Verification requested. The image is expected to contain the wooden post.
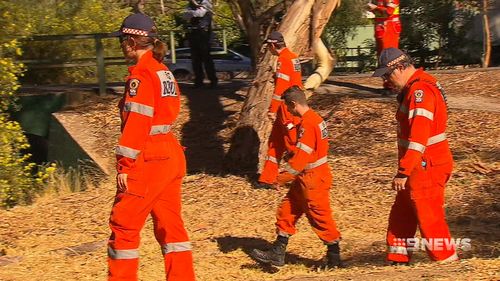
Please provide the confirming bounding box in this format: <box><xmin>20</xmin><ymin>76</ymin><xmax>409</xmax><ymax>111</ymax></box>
<box><xmin>170</xmin><ymin>31</ymin><xmax>176</xmax><ymax>64</ymax></box>
<box><xmin>223</xmin><ymin>29</ymin><xmax>227</xmax><ymax>53</ymax></box>
<box><xmin>95</xmin><ymin>35</ymin><xmax>106</xmax><ymax>96</ymax></box>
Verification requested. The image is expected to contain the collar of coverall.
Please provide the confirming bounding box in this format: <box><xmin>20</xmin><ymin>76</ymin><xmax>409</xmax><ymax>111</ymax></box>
<box><xmin>128</xmin><ymin>50</ymin><xmax>154</xmax><ymax>73</ymax></box>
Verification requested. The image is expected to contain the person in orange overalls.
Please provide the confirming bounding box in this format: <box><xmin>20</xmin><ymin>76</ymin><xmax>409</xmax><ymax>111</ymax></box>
<box><xmin>108</xmin><ymin>13</ymin><xmax>195</xmax><ymax>281</ymax></box>
<box><xmin>368</xmin><ymin>0</ymin><xmax>401</xmax><ymax>93</ymax></box>
<box><xmin>373</xmin><ymin>48</ymin><xmax>458</xmax><ymax>264</ymax></box>
<box><xmin>250</xmin><ymin>86</ymin><xmax>342</xmax><ymax>268</ymax></box>
<box><xmin>254</xmin><ymin>31</ymin><xmax>303</xmax><ymax>189</ymax></box>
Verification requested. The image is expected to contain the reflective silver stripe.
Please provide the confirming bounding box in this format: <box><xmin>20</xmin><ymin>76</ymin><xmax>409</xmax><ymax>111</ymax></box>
<box><xmin>427</xmin><ymin>133</ymin><xmax>446</xmax><ymax>146</ymax></box>
<box><xmin>150</xmin><ymin>124</ymin><xmax>171</xmax><ymax>135</ymax></box>
<box><xmin>115</xmin><ymin>145</ymin><xmax>140</xmax><ymax>159</ymax></box>
<box><xmin>398</xmin><ymin>139</ymin><xmax>426</xmax><ymax>153</ymax></box>
<box><xmin>108</xmin><ymin>247</ymin><xmax>139</xmax><ymax>259</ymax></box>
<box><xmin>266</xmin><ymin>156</ymin><xmax>278</xmax><ymax>164</ymax></box>
<box><xmin>276</xmin><ymin>72</ymin><xmax>290</xmax><ymax>81</ymax></box>
<box><xmin>272</xmin><ymin>94</ymin><xmax>282</xmax><ymax>101</ymax></box>
<box><xmin>124</xmin><ymin>102</ymin><xmax>154</xmax><ymax>117</ymax></box>
<box><xmin>277</xmin><ymin>231</ymin><xmax>291</xmax><ymax>237</ymax></box>
<box><xmin>305</xmin><ymin>156</ymin><xmax>328</xmax><ymax>170</ymax></box>
<box><xmin>162</xmin><ymin>242</ymin><xmax>192</xmax><ymax>255</ymax></box>
<box><xmin>398</xmin><ymin>133</ymin><xmax>447</xmax><ymax>152</ymax></box>
<box><xmin>284</xmin><ymin>163</ymin><xmax>300</xmax><ymax>175</ymax></box>
<box><xmin>296</xmin><ymin>142</ymin><xmax>313</xmax><ymax>154</ymax></box>
<box><xmin>387</xmin><ymin>3</ymin><xmax>398</xmax><ymax>8</ymax></box>
<box><xmin>399</xmin><ymin>105</ymin><xmax>408</xmax><ymax>114</ymax></box>
<box><xmin>388</xmin><ymin>246</ymin><xmax>408</xmax><ymax>255</ymax></box>
<box><xmin>408</xmin><ymin>108</ymin><xmax>434</xmax><ymax>121</ymax></box>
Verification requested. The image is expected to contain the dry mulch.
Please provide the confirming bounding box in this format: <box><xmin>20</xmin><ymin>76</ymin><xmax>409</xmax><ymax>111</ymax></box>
<box><xmin>0</xmin><ymin>70</ymin><xmax>499</xmax><ymax>280</ymax></box>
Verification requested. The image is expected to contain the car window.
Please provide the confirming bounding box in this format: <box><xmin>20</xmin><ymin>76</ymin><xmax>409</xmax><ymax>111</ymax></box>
<box><xmin>211</xmin><ymin>51</ymin><xmax>242</xmax><ymax>61</ymax></box>
<box><xmin>167</xmin><ymin>48</ymin><xmax>245</xmax><ymax>61</ymax></box>
<box><xmin>166</xmin><ymin>49</ymin><xmax>191</xmax><ymax>59</ymax></box>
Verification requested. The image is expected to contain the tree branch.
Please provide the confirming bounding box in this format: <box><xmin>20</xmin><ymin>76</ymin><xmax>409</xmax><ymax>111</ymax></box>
<box><xmin>257</xmin><ymin>2</ymin><xmax>286</xmax><ymax>25</ymax></box>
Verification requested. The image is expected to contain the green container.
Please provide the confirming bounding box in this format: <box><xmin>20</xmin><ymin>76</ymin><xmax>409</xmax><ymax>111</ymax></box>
<box><xmin>12</xmin><ymin>93</ymin><xmax>66</xmax><ymax>137</ymax></box>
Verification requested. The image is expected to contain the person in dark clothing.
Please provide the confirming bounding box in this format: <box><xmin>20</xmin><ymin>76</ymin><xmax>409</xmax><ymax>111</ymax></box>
<box><xmin>183</xmin><ymin>0</ymin><xmax>218</xmax><ymax>88</ymax></box>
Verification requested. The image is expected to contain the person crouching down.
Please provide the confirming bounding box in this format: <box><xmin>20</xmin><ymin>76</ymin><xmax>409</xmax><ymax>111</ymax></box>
<box><xmin>250</xmin><ymin>86</ymin><xmax>342</xmax><ymax>268</ymax></box>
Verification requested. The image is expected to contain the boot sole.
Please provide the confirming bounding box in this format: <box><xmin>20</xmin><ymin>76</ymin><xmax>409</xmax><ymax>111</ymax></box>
<box><xmin>250</xmin><ymin>252</ymin><xmax>285</xmax><ymax>266</ymax></box>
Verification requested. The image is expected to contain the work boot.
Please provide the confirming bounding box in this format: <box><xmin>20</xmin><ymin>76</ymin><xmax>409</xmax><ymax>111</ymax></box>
<box><xmin>209</xmin><ymin>79</ymin><xmax>218</xmax><ymax>89</ymax></box>
<box><xmin>325</xmin><ymin>242</ymin><xmax>342</xmax><ymax>269</ymax></box>
<box><xmin>192</xmin><ymin>82</ymin><xmax>204</xmax><ymax>89</ymax></box>
<box><xmin>252</xmin><ymin>181</ymin><xmax>275</xmax><ymax>190</ymax></box>
<box><xmin>391</xmin><ymin>261</ymin><xmax>409</xmax><ymax>266</ymax></box>
<box><xmin>250</xmin><ymin>235</ymin><xmax>288</xmax><ymax>266</ymax></box>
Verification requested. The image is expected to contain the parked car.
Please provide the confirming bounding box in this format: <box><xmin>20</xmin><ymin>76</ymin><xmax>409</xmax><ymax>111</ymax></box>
<box><xmin>164</xmin><ymin>47</ymin><xmax>252</xmax><ymax>80</ymax></box>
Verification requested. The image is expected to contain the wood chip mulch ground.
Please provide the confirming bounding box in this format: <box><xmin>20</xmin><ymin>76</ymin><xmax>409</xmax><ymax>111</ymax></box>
<box><xmin>0</xmin><ymin>70</ymin><xmax>499</xmax><ymax>281</ymax></box>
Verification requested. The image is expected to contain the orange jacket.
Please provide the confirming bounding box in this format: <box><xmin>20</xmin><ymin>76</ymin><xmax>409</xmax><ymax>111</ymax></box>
<box><xmin>116</xmin><ymin>50</ymin><xmax>181</xmax><ymax>174</ymax></box>
<box><xmin>396</xmin><ymin>68</ymin><xmax>452</xmax><ymax>176</ymax></box>
<box><xmin>280</xmin><ymin>109</ymin><xmax>330</xmax><ymax>179</ymax></box>
<box><xmin>270</xmin><ymin>47</ymin><xmax>303</xmax><ymax>126</ymax></box>
<box><xmin>373</xmin><ymin>0</ymin><xmax>400</xmax><ymax>23</ymax></box>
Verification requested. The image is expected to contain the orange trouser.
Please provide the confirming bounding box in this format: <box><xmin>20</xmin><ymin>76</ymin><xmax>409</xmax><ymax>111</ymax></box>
<box><xmin>375</xmin><ymin>21</ymin><xmax>400</xmax><ymax>56</ymax></box>
<box><xmin>275</xmin><ymin>166</ymin><xmax>341</xmax><ymax>243</ymax></box>
<box><xmin>259</xmin><ymin>118</ymin><xmax>297</xmax><ymax>184</ymax></box>
<box><xmin>108</xmin><ymin>139</ymin><xmax>195</xmax><ymax>281</ymax></box>
<box><xmin>376</xmin><ymin>20</ymin><xmax>400</xmax><ymax>89</ymax></box>
<box><xmin>386</xmin><ymin>160</ymin><xmax>457</xmax><ymax>262</ymax></box>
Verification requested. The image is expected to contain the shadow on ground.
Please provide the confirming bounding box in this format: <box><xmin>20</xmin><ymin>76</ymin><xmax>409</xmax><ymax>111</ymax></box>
<box><xmin>214</xmin><ymin>236</ymin><xmax>397</xmax><ymax>272</ymax></box>
<box><xmin>179</xmin><ymin>81</ymin><xmax>247</xmax><ymax>175</ymax></box>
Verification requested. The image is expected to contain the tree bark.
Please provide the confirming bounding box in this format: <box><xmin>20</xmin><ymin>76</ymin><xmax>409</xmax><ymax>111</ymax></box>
<box><xmin>225</xmin><ymin>0</ymin><xmax>340</xmax><ymax>173</ymax></box>
<box><xmin>228</xmin><ymin>0</ymin><xmax>286</xmax><ymax>69</ymax></box>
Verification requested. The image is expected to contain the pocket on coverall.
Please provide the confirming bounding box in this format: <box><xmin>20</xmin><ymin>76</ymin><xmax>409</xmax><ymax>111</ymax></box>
<box><xmin>409</xmin><ymin>157</ymin><xmax>436</xmax><ymax>200</ymax></box>
<box><xmin>375</xmin><ymin>24</ymin><xmax>385</xmax><ymax>39</ymax></box>
<box><xmin>124</xmin><ymin>155</ymin><xmax>146</xmax><ymax>197</ymax></box>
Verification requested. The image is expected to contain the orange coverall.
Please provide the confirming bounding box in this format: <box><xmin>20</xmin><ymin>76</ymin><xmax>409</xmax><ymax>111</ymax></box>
<box><xmin>275</xmin><ymin>110</ymin><xmax>341</xmax><ymax>243</ymax></box>
<box><xmin>259</xmin><ymin>47</ymin><xmax>303</xmax><ymax>184</ymax></box>
<box><xmin>372</xmin><ymin>0</ymin><xmax>401</xmax><ymax>56</ymax></box>
<box><xmin>386</xmin><ymin>68</ymin><xmax>457</xmax><ymax>262</ymax></box>
<box><xmin>108</xmin><ymin>50</ymin><xmax>195</xmax><ymax>281</ymax></box>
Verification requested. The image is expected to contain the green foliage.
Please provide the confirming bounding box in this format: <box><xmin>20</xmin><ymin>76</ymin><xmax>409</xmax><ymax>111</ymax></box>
<box><xmin>0</xmin><ymin>66</ymin><xmax>51</xmax><ymax>209</ymax></box>
<box><xmin>0</xmin><ymin>116</ymin><xmax>57</xmax><ymax>208</ymax></box>
<box><xmin>400</xmin><ymin>0</ymin><xmax>481</xmax><ymax>66</ymax></box>
<box><xmin>323</xmin><ymin>0</ymin><xmax>371</xmax><ymax>51</ymax></box>
<box><xmin>0</xmin><ymin>2</ymin><xmax>57</xmax><ymax>208</ymax></box>
<box><xmin>15</xmin><ymin>0</ymin><xmax>130</xmax><ymax>84</ymax></box>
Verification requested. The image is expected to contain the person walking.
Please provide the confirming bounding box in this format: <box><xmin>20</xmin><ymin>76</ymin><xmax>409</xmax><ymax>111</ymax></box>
<box><xmin>373</xmin><ymin>48</ymin><xmax>458</xmax><ymax>264</ymax></box>
<box><xmin>108</xmin><ymin>13</ymin><xmax>195</xmax><ymax>281</ymax></box>
<box><xmin>250</xmin><ymin>86</ymin><xmax>342</xmax><ymax>268</ymax></box>
<box><xmin>184</xmin><ymin>0</ymin><xmax>218</xmax><ymax>88</ymax></box>
<box><xmin>367</xmin><ymin>0</ymin><xmax>401</xmax><ymax>94</ymax></box>
<box><xmin>253</xmin><ymin>31</ymin><xmax>303</xmax><ymax>189</ymax></box>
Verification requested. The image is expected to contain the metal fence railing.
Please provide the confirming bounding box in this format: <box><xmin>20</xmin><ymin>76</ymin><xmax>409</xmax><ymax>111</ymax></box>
<box><xmin>19</xmin><ymin>29</ymin><xmax>229</xmax><ymax>96</ymax></box>
<box><xmin>333</xmin><ymin>46</ymin><xmax>377</xmax><ymax>74</ymax></box>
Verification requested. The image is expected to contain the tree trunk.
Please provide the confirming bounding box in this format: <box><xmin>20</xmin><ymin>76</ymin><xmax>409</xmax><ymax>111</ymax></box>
<box><xmin>482</xmin><ymin>0</ymin><xmax>491</xmax><ymax>68</ymax></box>
<box><xmin>225</xmin><ymin>0</ymin><xmax>340</xmax><ymax>173</ymax></box>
